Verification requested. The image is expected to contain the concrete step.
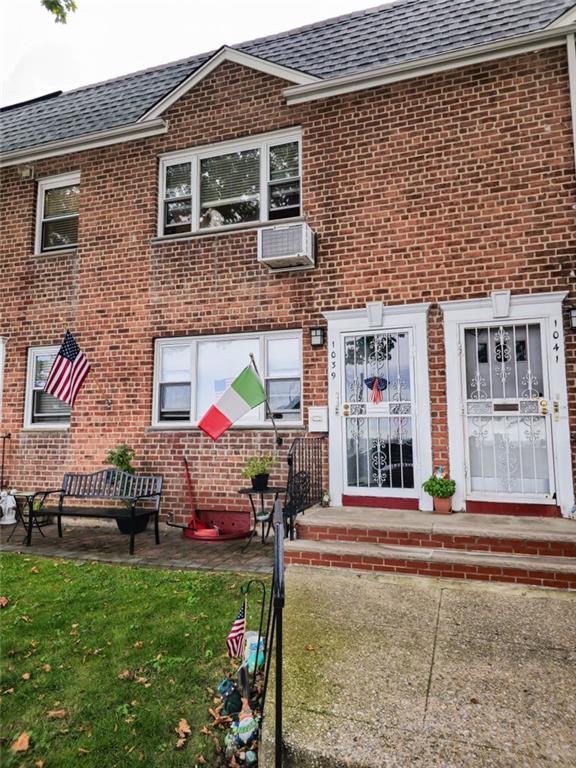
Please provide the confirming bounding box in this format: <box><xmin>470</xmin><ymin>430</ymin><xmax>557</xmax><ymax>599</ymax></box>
<box><xmin>297</xmin><ymin>506</ymin><xmax>576</xmax><ymax>557</ymax></box>
<box><xmin>284</xmin><ymin>538</ymin><xmax>576</xmax><ymax>590</ymax></box>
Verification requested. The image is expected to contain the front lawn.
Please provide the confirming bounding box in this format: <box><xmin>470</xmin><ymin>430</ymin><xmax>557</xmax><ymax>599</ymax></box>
<box><xmin>0</xmin><ymin>554</ymin><xmax>266</xmax><ymax>767</ymax></box>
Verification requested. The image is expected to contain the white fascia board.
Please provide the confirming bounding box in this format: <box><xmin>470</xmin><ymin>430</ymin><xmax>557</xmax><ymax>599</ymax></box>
<box><xmin>547</xmin><ymin>6</ymin><xmax>576</xmax><ymax>28</ymax></box>
<box><xmin>139</xmin><ymin>47</ymin><xmax>320</xmax><ymax>122</ymax></box>
<box><xmin>0</xmin><ymin>119</ymin><xmax>168</xmax><ymax>169</ymax></box>
<box><xmin>284</xmin><ymin>25</ymin><xmax>576</xmax><ymax>105</ymax></box>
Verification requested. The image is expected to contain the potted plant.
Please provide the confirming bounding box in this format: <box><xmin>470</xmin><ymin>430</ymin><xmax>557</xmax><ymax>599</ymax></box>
<box><xmin>103</xmin><ymin>443</ymin><xmax>148</xmax><ymax>534</ymax></box>
<box><xmin>422</xmin><ymin>467</ymin><xmax>456</xmax><ymax>514</ymax></box>
<box><xmin>241</xmin><ymin>455</ymin><xmax>275</xmax><ymax>491</ymax></box>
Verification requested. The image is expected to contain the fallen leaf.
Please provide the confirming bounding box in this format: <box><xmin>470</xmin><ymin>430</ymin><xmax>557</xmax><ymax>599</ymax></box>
<box><xmin>31</xmin><ymin>566</ymin><xmax>39</xmax><ymax>574</ymax></box>
<box><xmin>118</xmin><ymin>669</ymin><xmax>133</xmax><ymax>680</ymax></box>
<box><xmin>304</xmin><ymin>644</ymin><xmax>316</xmax><ymax>652</ymax></box>
<box><xmin>196</xmin><ymin>757</ymin><xmax>206</xmax><ymax>765</ymax></box>
<box><xmin>175</xmin><ymin>718</ymin><xmax>192</xmax><ymax>739</ymax></box>
<box><xmin>42</xmin><ymin>664</ymin><xmax>51</xmax><ymax>672</ymax></box>
<box><xmin>135</xmin><ymin>676</ymin><xmax>148</xmax><ymax>685</ymax></box>
<box><xmin>78</xmin><ymin>748</ymin><xmax>89</xmax><ymax>755</ymax></box>
<box><xmin>200</xmin><ymin>726</ymin><xmax>211</xmax><ymax>735</ymax></box>
<box><xmin>0</xmin><ymin>596</ymin><xmax>10</xmax><ymax>608</ymax></box>
<box><xmin>35</xmin><ymin>761</ymin><xmax>46</xmax><ymax>768</ymax></box>
<box><xmin>470</xmin><ymin>697</ymin><xmax>480</xmax><ymax>705</ymax></box>
<box><xmin>47</xmin><ymin>709</ymin><xmax>67</xmax><ymax>719</ymax></box>
<box><xmin>20</xmin><ymin>615</ymin><xmax>32</xmax><ymax>623</ymax></box>
<box><xmin>10</xmin><ymin>732</ymin><xmax>30</xmax><ymax>752</ymax></box>
<box><xmin>133</xmin><ymin>641</ymin><xmax>143</xmax><ymax>648</ymax></box>
<box><xmin>175</xmin><ymin>738</ymin><xmax>186</xmax><ymax>749</ymax></box>
<box><xmin>22</xmin><ymin>672</ymin><xmax>31</xmax><ymax>681</ymax></box>
<box><xmin>3</xmin><ymin>688</ymin><xmax>14</xmax><ymax>695</ymax></box>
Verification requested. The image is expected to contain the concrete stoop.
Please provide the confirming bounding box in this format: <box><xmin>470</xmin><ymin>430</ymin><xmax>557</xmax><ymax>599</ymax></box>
<box><xmin>260</xmin><ymin>567</ymin><xmax>576</xmax><ymax>768</ymax></box>
<box><xmin>285</xmin><ymin>507</ymin><xmax>576</xmax><ymax>589</ymax></box>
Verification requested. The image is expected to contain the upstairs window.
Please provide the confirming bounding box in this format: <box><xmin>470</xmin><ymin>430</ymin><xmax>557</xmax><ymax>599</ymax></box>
<box><xmin>36</xmin><ymin>172</ymin><xmax>80</xmax><ymax>253</ymax></box>
<box><xmin>153</xmin><ymin>331</ymin><xmax>302</xmax><ymax>427</ymax></box>
<box><xmin>159</xmin><ymin>130</ymin><xmax>301</xmax><ymax>236</ymax></box>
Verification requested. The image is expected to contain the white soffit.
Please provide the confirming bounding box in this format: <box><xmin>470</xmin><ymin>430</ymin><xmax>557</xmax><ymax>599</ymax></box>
<box><xmin>139</xmin><ymin>46</ymin><xmax>320</xmax><ymax>122</ymax></box>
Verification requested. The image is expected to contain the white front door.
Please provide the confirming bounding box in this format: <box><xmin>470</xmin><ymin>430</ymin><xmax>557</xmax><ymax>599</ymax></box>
<box><xmin>325</xmin><ymin>303</ymin><xmax>433</xmax><ymax>509</ymax></box>
<box><xmin>461</xmin><ymin>321</ymin><xmax>555</xmax><ymax>501</ymax></box>
<box><xmin>341</xmin><ymin>329</ymin><xmax>416</xmax><ymax>496</ymax></box>
<box><xmin>442</xmin><ymin>292</ymin><xmax>574</xmax><ymax>517</ymax></box>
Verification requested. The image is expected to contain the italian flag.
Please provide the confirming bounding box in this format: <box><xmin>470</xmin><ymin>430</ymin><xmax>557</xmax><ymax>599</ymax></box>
<box><xmin>198</xmin><ymin>366</ymin><xmax>267</xmax><ymax>441</ymax></box>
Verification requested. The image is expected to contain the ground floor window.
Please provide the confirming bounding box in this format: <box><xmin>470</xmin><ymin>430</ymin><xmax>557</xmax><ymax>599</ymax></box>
<box><xmin>24</xmin><ymin>346</ymin><xmax>71</xmax><ymax>428</ymax></box>
<box><xmin>153</xmin><ymin>330</ymin><xmax>302</xmax><ymax>427</ymax></box>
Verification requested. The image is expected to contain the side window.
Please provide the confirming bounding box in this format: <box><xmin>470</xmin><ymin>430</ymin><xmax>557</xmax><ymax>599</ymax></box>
<box><xmin>36</xmin><ymin>172</ymin><xmax>80</xmax><ymax>254</ymax></box>
<box><xmin>25</xmin><ymin>347</ymin><xmax>70</xmax><ymax>428</ymax></box>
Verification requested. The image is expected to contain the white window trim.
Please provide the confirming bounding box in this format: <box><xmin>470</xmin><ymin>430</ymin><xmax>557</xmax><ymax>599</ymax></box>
<box><xmin>157</xmin><ymin>128</ymin><xmax>302</xmax><ymax>237</ymax></box>
<box><xmin>152</xmin><ymin>329</ymin><xmax>303</xmax><ymax>429</ymax></box>
<box><xmin>24</xmin><ymin>346</ymin><xmax>70</xmax><ymax>430</ymax></box>
<box><xmin>35</xmin><ymin>171</ymin><xmax>81</xmax><ymax>255</ymax></box>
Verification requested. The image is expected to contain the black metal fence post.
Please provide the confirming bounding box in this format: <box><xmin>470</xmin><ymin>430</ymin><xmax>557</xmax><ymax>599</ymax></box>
<box><xmin>273</xmin><ymin>500</ymin><xmax>285</xmax><ymax>768</ymax></box>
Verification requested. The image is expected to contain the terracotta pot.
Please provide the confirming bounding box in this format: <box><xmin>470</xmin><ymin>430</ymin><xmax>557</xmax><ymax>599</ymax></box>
<box><xmin>433</xmin><ymin>496</ymin><xmax>452</xmax><ymax>514</ymax></box>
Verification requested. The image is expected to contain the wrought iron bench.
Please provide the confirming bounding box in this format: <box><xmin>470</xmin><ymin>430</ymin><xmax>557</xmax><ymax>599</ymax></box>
<box><xmin>27</xmin><ymin>470</ymin><xmax>163</xmax><ymax>555</ymax></box>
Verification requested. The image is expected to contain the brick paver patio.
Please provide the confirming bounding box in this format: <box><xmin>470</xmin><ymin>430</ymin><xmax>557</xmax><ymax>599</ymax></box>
<box><xmin>0</xmin><ymin>520</ymin><xmax>273</xmax><ymax>573</ymax></box>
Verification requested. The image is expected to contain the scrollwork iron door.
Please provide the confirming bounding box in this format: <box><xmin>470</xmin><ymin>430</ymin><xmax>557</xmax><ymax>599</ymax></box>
<box><xmin>342</xmin><ymin>330</ymin><xmax>416</xmax><ymax>495</ymax></box>
<box><xmin>462</xmin><ymin>323</ymin><xmax>555</xmax><ymax>499</ymax></box>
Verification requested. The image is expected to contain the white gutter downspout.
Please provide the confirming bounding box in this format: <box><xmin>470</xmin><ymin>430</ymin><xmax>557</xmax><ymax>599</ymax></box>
<box><xmin>567</xmin><ymin>34</ymin><xmax>576</xmax><ymax>167</ymax></box>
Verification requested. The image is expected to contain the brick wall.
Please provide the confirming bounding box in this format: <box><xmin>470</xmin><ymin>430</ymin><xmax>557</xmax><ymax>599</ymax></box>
<box><xmin>1</xmin><ymin>48</ymin><xmax>574</xmax><ymax>520</ymax></box>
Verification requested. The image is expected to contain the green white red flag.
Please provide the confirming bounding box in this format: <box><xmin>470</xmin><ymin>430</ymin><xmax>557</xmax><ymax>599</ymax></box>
<box><xmin>198</xmin><ymin>366</ymin><xmax>267</xmax><ymax>441</ymax></box>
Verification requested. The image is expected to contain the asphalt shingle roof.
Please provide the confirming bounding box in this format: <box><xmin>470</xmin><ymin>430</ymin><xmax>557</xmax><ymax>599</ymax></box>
<box><xmin>1</xmin><ymin>0</ymin><xmax>574</xmax><ymax>155</ymax></box>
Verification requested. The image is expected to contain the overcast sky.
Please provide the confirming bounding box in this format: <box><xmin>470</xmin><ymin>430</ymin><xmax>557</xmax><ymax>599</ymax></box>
<box><xmin>0</xmin><ymin>0</ymin><xmax>392</xmax><ymax>107</ymax></box>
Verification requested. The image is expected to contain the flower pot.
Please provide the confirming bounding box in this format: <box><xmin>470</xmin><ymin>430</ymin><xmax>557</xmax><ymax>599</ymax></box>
<box><xmin>251</xmin><ymin>474</ymin><xmax>269</xmax><ymax>491</ymax></box>
<box><xmin>116</xmin><ymin>514</ymin><xmax>150</xmax><ymax>534</ymax></box>
<box><xmin>433</xmin><ymin>497</ymin><xmax>452</xmax><ymax>514</ymax></box>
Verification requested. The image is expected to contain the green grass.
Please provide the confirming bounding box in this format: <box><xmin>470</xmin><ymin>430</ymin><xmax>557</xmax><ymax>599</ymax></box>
<box><xmin>0</xmin><ymin>553</ymin><xmax>268</xmax><ymax>767</ymax></box>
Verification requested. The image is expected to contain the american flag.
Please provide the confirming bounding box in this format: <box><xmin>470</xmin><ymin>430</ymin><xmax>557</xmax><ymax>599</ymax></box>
<box><xmin>226</xmin><ymin>600</ymin><xmax>246</xmax><ymax>658</ymax></box>
<box><xmin>44</xmin><ymin>330</ymin><xmax>91</xmax><ymax>406</ymax></box>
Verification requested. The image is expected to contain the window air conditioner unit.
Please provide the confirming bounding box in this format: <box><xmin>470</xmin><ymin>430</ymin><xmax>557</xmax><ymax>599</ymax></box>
<box><xmin>257</xmin><ymin>222</ymin><xmax>315</xmax><ymax>272</ymax></box>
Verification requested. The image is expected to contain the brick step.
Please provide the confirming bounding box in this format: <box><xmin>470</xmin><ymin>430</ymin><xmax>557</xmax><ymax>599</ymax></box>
<box><xmin>297</xmin><ymin>506</ymin><xmax>576</xmax><ymax>557</ymax></box>
<box><xmin>284</xmin><ymin>539</ymin><xmax>576</xmax><ymax>590</ymax></box>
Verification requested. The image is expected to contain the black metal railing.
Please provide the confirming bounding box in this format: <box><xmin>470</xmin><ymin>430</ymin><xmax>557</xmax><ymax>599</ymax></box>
<box><xmin>283</xmin><ymin>437</ymin><xmax>324</xmax><ymax>539</ymax></box>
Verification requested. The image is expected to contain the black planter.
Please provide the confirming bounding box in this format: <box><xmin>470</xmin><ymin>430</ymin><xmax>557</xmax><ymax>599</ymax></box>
<box><xmin>251</xmin><ymin>474</ymin><xmax>269</xmax><ymax>491</ymax></box>
<box><xmin>116</xmin><ymin>514</ymin><xmax>150</xmax><ymax>535</ymax></box>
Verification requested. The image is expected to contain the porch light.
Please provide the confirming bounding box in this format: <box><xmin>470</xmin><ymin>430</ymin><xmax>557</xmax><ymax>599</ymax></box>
<box><xmin>310</xmin><ymin>327</ymin><xmax>325</xmax><ymax>347</ymax></box>
<box><xmin>570</xmin><ymin>307</ymin><xmax>576</xmax><ymax>330</ymax></box>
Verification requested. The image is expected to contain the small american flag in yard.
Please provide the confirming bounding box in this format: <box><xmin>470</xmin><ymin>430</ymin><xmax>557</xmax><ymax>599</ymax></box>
<box><xmin>44</xmin><ymin>330</ymin><xmax>91</xmax><ymax>406</ymax></box>
<box><xmin>226</xmin><ymin>600</ymin><xmax>246</xmax><ymax>658</ymax></box>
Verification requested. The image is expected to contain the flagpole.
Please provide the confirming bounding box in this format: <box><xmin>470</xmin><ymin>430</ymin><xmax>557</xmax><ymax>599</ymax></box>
<box><xmin>57</xmin><ymin>318</ymin><xmax>112</xmax><ymax>409</ymax></box>
<box><xmin>249</xmin><ymin>353</ymin><xmax>283</xmax><ymax>448</ymax></box>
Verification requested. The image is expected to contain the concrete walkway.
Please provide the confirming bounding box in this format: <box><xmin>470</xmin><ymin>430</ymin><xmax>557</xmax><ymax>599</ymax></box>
<box><xmin>0</xmin><ymin>519</ymin><xmax>273</xmax><ymax>573</ymax></box>
<box><xmin>262</xmin><ymin>567</ymin><xmax>576</xmax><ymax>767</ymax></box>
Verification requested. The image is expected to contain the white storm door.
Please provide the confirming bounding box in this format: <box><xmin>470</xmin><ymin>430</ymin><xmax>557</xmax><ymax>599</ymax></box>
<box><xmin>461</xmin><ymin>321</ymin><xmax>556</xmax><ymax>502</ymax></box>
<box><xmin>341</xmin><ymin>329</ymin><xmax>417</xmax><ymax>497</ymax></box>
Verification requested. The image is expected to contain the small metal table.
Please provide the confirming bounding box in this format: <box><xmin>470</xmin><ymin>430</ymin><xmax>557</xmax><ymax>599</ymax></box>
<box><xmin>5</xmin><ymin>491</ymin><xmax>49</xmax><ymax>544</ymax></box>
<box><xmin>238</xmin><ymin>486</ymin><xmax>286</xmax><ymax>550</ymax></box>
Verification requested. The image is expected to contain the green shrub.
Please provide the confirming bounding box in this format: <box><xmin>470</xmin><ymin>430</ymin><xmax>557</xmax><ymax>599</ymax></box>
<box><xmin>103</xmin><ymin>443</ymin><xmax>136</xmax><ymax>474</ymax></box>
<box><xmin>422</xmin><ymin>475</ymin><xmax>456</xmax><ymax>498</ymax></box>
<box><xmin>240</xmin><ymin>454</ymin><xmax>275</xmax><ymax>479</ymax></box>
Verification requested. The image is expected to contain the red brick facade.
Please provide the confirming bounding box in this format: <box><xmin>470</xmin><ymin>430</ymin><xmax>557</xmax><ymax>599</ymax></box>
<box><xmin>1</xmin><ymin>48</ymin><xmax>575</xmax><ymax>520</ymax></box>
